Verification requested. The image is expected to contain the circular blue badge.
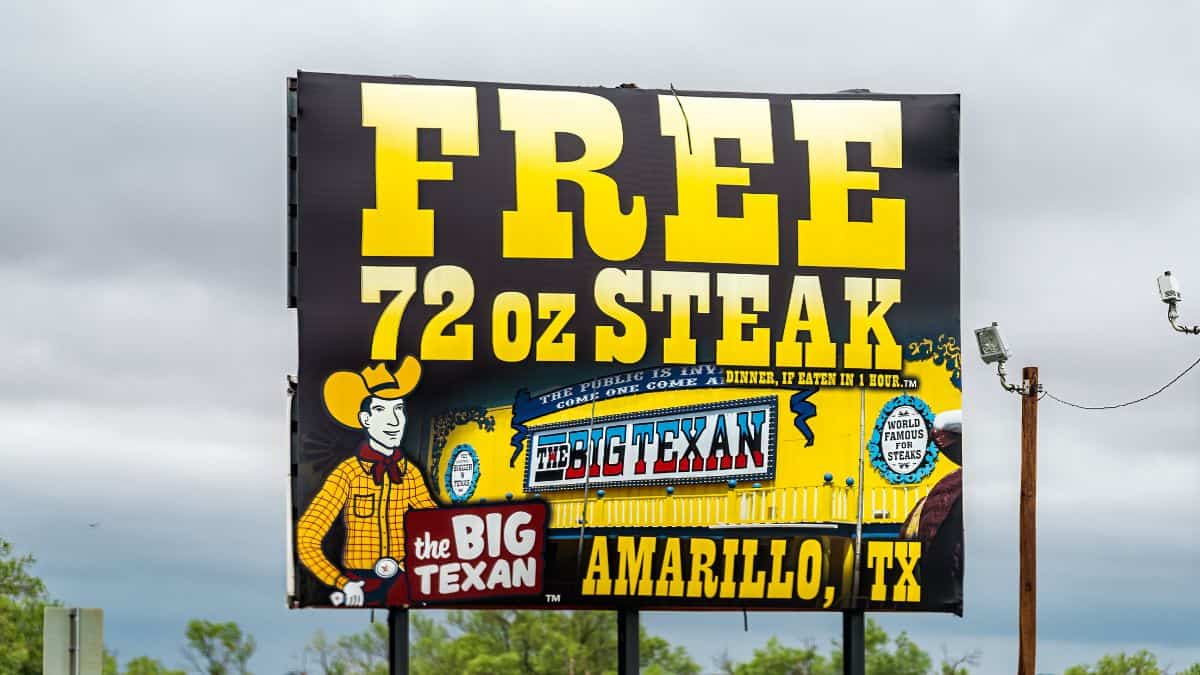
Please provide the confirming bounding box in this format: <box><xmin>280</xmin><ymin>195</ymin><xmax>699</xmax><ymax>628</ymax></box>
<box><xmin>868</xmin><ymin>395</ymin><xmax>939</xmax><ymax>484</ymax></box>
<box><xmin>444</xmin><ymin>444</ymin><xmax>481</xmax><ymax>503</ymax></box>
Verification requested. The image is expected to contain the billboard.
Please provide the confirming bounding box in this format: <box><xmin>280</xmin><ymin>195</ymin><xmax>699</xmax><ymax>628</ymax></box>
<box><xmin>288</xmin><ymin>71</ymin><xmax>962</xmax><ymax>614</ymax></box>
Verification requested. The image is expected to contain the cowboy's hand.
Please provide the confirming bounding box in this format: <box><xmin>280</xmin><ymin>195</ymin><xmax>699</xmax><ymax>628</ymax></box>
<box><xmin>339</xmin><ymin>580</ymin><xmax>365</xmax><ymax>607</ymax></box>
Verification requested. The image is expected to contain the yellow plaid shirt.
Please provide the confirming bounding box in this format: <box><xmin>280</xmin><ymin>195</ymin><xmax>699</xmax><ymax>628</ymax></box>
<box><xmin>296</xmin><ymin>452</ymin><xmax>437</xmax><ymax>589</ymax></box>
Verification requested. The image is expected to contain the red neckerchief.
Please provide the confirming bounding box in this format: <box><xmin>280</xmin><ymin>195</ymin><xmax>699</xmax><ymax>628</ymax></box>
<box><xmin>358</xmin><ymin>443</ymin><xmax>406</xmax><ymax>485</ymax></box>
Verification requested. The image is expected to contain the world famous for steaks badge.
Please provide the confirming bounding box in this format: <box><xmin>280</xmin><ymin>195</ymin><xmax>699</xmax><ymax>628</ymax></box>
<box><xmin>868</xmin><ymin>395</ymin><xmax>939</xmax><ymax>484</ymax></box>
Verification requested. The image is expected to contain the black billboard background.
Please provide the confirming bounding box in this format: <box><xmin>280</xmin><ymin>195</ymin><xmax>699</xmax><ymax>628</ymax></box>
<box><xmin>290</xmin><ymin>71</ymin><xmax>960</xmax><ymax>612</ymax></box>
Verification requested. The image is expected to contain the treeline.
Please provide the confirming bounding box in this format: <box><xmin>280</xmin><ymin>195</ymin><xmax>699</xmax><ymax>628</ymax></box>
<box><xmin>3</xmin><ymin>538</ymin><xmax>1197</xmax><ymax>674</ymax></box>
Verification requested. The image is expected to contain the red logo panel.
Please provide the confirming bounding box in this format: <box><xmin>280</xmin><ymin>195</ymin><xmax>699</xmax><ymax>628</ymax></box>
<box><xmin>404</xmin><ymin>502</ymin><xmax>547</xmax><ymax>603</ymax></box>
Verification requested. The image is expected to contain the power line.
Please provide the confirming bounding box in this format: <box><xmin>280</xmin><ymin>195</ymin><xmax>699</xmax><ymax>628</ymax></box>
<box><xmin>1042</xmin><ymin>352</ymin><xmax>1200</xmax><ymax>410</ymax></box>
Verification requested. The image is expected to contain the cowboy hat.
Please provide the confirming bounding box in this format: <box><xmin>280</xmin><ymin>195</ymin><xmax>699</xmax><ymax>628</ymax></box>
<box><xmin>322</xmin><ymin>357</ymin><xmax>422</xmax><ymax>429</ymax></box>
<box><xmin>932</xmin><ymin>409</ymin><xmax>962</xmax><ymax>434</ymax></box>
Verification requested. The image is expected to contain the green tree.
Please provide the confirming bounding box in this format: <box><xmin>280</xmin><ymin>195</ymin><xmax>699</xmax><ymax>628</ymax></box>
<box><xmin>642</xmin><ymin>631</ymin><xmax>701</xmax><ymax>675</ymax></box>
<box><xmin>0</xmin><ymin>537</ymin><xmax>55</xmax><ymax>675</ymax></box>
<box><xmin>182</xmin><ymin>619</ymin><xmax>256</xmax><ymax>675</ymax></box>
<box><xmin>123</xmin><ymin>655</ymin><xmax>187</xmax><ymax>675</ymax></box>
<box><xmin>302</xmin><ymin>619</ymin><xmax>409</xmax><ymax>675</ymax></box>
<box><xmin>826</xmin><ymin>620</ymin><xmax>931</xmax><ymax>675</ymax></box>
<box><xmin>317</xmin><ymin>610</ymin><xmax>698</xmax><ymax>675</ymax></box>
<box><xmin>410</xmin><ymin>614</ymin><xmax>463</xmax><ymax>675</ymax></box>
<box><xmin>937</xmin><ymin>647</ymin><xmax>980</xmax><ymax>675</ymax></box>
<box><xmin>718</xmin><ymin>636</ymin><xmax>831</xmax><ymax>675</ymax></box>
<box><xmin>864</xmin><ymin>621</ymin><xmax>932</xmax><ymax>675</ymax></box>
<box><xmin>438</xmin><ymin>610</ymin><xmax>602</xmax><ymax>675</ymax></box>
<box><xmin>722</xmin><ymin>619</ymin><xmax>976</xmax><ymax>675</ymax></box>
<box><xmin>305</xmin><ymin>628</ymin><xmax>350</xmax><ymax>675</ymax></box>
<box><xmin>104</xmin><ymin>647</ymin><xmax>187</xmax><ymax>675</ymax></box>
<box><xmin>1064</xmin><ymin>650</ymin><xmax>1164</xmax><ymax>675</ymax></box>
<box><xmin>334</xmin><ymin>621</ymin><xmax>386</xmax><ymax>675</ymax></box>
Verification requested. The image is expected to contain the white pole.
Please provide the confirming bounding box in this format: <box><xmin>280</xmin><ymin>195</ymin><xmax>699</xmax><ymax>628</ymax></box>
<box><xmin>852</xmin><ymin>388</ymin><xmax>866</xmax><ymax>600</ymax></box>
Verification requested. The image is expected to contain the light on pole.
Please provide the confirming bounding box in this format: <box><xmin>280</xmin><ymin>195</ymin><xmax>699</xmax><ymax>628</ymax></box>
<box><xmin>1157</xmin><ymin>271</ymin><xmax>1199</xmax><ymax>335</ymax></box>
<box><xmin>974</xmin><ymin>321</ymin><xmax>1038</xmax><ymax>675</ymax></box>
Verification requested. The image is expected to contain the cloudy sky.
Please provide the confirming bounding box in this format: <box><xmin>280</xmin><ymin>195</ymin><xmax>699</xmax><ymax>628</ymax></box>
<box><xmin>3</xmin><ymin>1</ymin><xmax>1198</xmax><ymax>673</ymax></box>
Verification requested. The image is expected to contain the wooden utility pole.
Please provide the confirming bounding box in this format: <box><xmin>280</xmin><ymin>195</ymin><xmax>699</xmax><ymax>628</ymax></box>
<box><xmin>1018</xmin><ymin>366</ymin><xmax>1039</xmax><ymax>675</ymax></box>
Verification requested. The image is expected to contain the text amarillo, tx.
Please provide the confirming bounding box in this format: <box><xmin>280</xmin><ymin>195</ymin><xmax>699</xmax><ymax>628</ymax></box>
<box><xmin>579</xmin><ymin>535</ymin><xmax>923</xmax><ymax>605</ymax></box>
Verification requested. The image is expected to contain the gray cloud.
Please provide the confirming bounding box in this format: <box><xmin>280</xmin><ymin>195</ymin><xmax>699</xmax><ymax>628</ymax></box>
<box><xmin>3</xmin><ymin>1</ymin><xmax>1199</xmax><ymax>673</ymax></box>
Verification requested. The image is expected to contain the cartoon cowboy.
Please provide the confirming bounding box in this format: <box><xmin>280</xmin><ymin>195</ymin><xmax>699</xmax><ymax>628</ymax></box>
<box><xmin>296</xmin><ymin>356</ymin><xmax>438</xmax><ymax>607</ymax></box>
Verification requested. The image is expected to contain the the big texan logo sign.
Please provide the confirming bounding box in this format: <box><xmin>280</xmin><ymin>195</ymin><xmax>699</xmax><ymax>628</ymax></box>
<box><xmin>525</xmin><ymin>397</ymin><xmax>777</xmax><ymax>492</ymax></box>
<box><xmin>289</xmin><ymin>72</ymin><xmax>962</xmax><ymax>614</ymax></box>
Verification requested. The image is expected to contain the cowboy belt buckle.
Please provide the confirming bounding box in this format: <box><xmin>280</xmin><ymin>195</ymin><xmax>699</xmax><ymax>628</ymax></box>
<box><xmin>374</xmin><ymin>557</ymin><xmax>400</xmax><ymax>579</ymax></box>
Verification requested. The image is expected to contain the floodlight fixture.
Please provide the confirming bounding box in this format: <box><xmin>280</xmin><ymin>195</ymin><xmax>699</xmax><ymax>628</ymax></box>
<box><xmin>1158</xmin><ymin>271</ymin><xmax>1181</xmax><ymax>304</ymax></box>
<box><xmin>975</xmin><ymin>321</ymin><xmax>1026</xmax><ymax>395</ymax></box>
<box><xmin>974</xmin><ymin>322</ymin><xmax>1010</xmax><ymax>365</ymax></box>
<box><xmin>1158</xmin><ymin>270</ymin><xmax>1200</xmax><ymax>335</ymax></box>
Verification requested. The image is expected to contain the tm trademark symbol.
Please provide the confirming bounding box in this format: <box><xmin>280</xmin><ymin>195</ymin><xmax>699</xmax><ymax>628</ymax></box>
<box><xmin>544</xmin><ymin>594</ymin><xmax>561</xmax><ymax>603</ymax></box>
<box><xmin>903</xmin><ymin>378</ymin><xmax>918</xmax><ymax>389</ymax></box>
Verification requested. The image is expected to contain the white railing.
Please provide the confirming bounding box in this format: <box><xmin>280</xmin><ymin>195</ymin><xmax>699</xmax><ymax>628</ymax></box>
<box><xmin>866</xmin><ymin>485</ymin><xmax>929</xmax><ymax>522</ymax></box>
<box><xmin>544</xmin><ymin>483</ymin><xmax>929</xmax><ymax>529</ymax></box>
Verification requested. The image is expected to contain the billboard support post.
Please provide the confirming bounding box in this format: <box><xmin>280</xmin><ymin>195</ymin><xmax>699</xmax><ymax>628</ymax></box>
<box><xmin>842</xmin><ymin>610</ymin><xmax>865</xmax><ymax>675</ymax></box>
<box><xmin>388</xmin><ymin>608</ymin><xmax>409</xmax><ymax>675</ymax></box>
<box><xmin>618</xmin><ymin>608</ymin><xmax>639</xmax><ymax>675</ymax></box>
<box><xmin>1018</xmin><ymin>366</ymin><xmax>1039</xmax><ymax>675</ymax></box>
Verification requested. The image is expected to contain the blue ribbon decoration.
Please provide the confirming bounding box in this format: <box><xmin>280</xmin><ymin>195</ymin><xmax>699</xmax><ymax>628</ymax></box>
<box><xmin>509</xmin><ymin>388</ymin><xmax>539</xmax><ymax>467</ymax></box>
<box><xmin>789</xmin><ymin>387</ymin><xmax>818</xmax><ymax>447</ymax></box>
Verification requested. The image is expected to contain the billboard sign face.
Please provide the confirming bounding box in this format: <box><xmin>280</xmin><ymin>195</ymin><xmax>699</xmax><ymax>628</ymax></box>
<box><xmin>289</xmin><ymin>71</ymin><xmax>962</xmax><ymax>614</ymax></box>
